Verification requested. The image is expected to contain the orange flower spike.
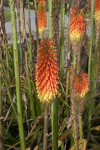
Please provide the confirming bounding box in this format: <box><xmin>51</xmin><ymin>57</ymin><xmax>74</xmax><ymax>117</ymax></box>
<box><xmin>38</xmin><ymin>0</ymin><xmax>47</xmax><ymax>36</ymax></box>
<box><xmin>74</xmin><ymin>74</ymin><xmax>89</xmax><ymax>98</ymax></box>
<box><xmin>94</xmin><ymin>0</ymin><xmax>100</xmax><ymax>21</ymax></box>
<box><xmin>38</xmin><ymin>0</ymin><xmax>45</xmax><ymax>3</ymax></box>
<box><xmin>36</xmin><ymin>38</ymin><xmax>59</xmax><ymax>104</ymax></box>
<box><xmin>69</xmin><ymin>8</ymin><xmax>86</xmax><ymax>42</ymax></box>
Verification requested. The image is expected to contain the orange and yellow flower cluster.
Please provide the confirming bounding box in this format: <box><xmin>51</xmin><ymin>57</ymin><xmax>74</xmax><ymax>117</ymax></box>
<box><xmin>38</xmin><ymin>0</ymin><xmax>45</xmax><ymax>3</ymax></box>
<box><xmin>36</xmin><ymin>38</ymin><xmax>59</xmax><ymax>104</ymax></box>
<box><xmin>69</xmin><ymin>8</ymin><xmax>86</xmax><ymax>42</ymax></box>
<box><xmin>94</xmin><ymin>0</ymin><xmax>100</xmax><ymax>22</ymax></box>
<box><xmin>38</xmin><ymin>0</ymin><xmax>47</xmax><ymax>36</ymax></box>
<box><xmin>74</xmin><ymin>74</ymin><xmax>89</xmax><ymax>98</ymax></box>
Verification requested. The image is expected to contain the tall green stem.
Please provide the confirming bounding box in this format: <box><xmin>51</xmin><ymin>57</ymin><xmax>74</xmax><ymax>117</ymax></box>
<box><xmin>65</xmin><ymin>3</ymin><xmax>69</xmax><ymax>119</ymax></box>
<box><xmin>88</xmin><ymin>0</ymin><xmax>95</xmax><ymax>130</ymax></box>
<box><xmin>49</xmin><ymin>0</ymin><xmax>52</xmax><ymax>38</ymax></box>
<box><xmin>43</xmin><ymin>104</ymin><xmax>49</xmax><ymax>150</ymax></box>
<box><xmin>61</xmin><ymin>0</ymin><xmax>65</xmax><ymax>72</ymax></box>
<box><xmin>34</xmin><ymin>0</ymin><xmax>39</xmax><ymax>50</ymax></box>
<box><xmin>9</xmin><ymin>0</ymin><xmax>25</xmax><ymax>149</ymax></box>
<box><xmin>70</xmin><ymin>65</ymin><xmax>78</xmax><ymax>150</ymax></box>
<box><xmin>0</xmin><ymin>45</ymin><xmax>3</xmax><ymax>150</ymax></box>
<box><xmin>28</xmin><ymin>0</ymin><xmax>32</xmax><ymax>63</ymax></box>
<box><xmin>91</xmin><ymin>41</ymin><xmax>99</xmax><ymax>92</ymax></box>
<box><xmin>25</xmin><ymin>49</ymin><xmax>36</xmax><ymax>121</ymax></box>
<box><xmin>17</xmin><ymin>0</ymin><xmax>23</xmax><ymax>74</ymax></box>
<box><xmin>3</xmin><ymin>79</ymin><xmax>17</xmax><ymax>119</ymax></box>
<box><xmin>88</xmin><ymin>0</ymin><xmax>95</xmax><ymax>81</ymax></box>
<box><xmin>5</xmin><ymin>41</ymin><xmax>10</xmax><ymax>80</ymax></box>
<box><xmin>51</xmin><ymin>0</ymin><xmax>59</xmax><ymax>149</ymax></box>
<box><xmin>51</xmin><ymin>99</ymin><xmax>58</xmax><ymax>150</ymax></box>
<box><xmin>20</xmin><ymin>0</ymin><xmax>26</xmax><ymax>40</ymax></box>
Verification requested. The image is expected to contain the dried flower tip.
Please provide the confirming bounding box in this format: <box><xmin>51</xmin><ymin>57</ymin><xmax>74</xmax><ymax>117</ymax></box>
<box><xmin>74</xmin><ymin>74</ymin><xmax>89</xmax><ymax>98</ymax></box>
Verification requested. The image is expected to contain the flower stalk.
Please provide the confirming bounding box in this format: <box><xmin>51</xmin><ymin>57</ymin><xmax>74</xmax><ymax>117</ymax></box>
<box><xmin>36</xmin><ymin>38</ymin><xmax>59</xmax><ymax>149</ymax></box>
<box><xmin>9</xmin><ymin>0</ymin><xmax>25</xmax><ymax>149</ymax></box>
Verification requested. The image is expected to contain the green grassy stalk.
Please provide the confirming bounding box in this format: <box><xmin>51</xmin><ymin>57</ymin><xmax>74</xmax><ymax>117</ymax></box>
<box><xmin>2</xmin><ymin>60</ymin><xmax>10</xmax><ymax>84</ymax></box>
<box><xmin>61</xmin><ymin>0</ymin><xmax>65</xmax><ymax>72</ymax></box>
<box><xmin>65</xmin><ymin>70</ymin><xmax>69</xmax><ymax>119</ymax></box>
<box><xmin>17</xmin><ymin>0</ymin><xmax>23</xmax><ymax>74</ymax></box>
<box><xmin>88</xmin><ymin>0</ymin><xmax>95</xmax><ymax>130</ymax></box>
<box><xmin>9</xmin><ymin>0</ymin><xmax>25</xmax><ymax>149</ymax></box>
<box><xmin>51</xmin><ymin>99</ymin><xmax>58</xmax><ymax>150</ymax></box>
<box><xmin>70</xmin><ymin>65</ymin><xmax>78</xmax><ymax>150</ymax></box>
<box><xmin>91</xmin><ymin>41</ymin><xmax>99</xmax><ymax>92</ymax></box>
<box><xmin>28</xmin><ymin>0</ymin><xmax>32</xmax><ymax>63</ymax></box>
<box><xmin>61</xmin><ymin>142</ymin><xmax>64</xmax><ymax>150</ymax></box>
<box><xmin>43</xmin><ymin>104</ymin><xmax>49</xmax><ymax>150</ymax></box>
<box><xmin>20</xmin><ymin>0</ymin><xmax>26</xmax><ymax>40</ymax></box>
<box><xmin>25</xmin><ymin>50</ymin><xmax>36</xmax><ymax>121</ymax></box>
<box><xmin>0</xmin><ymin>51</ymin><xmax>3</xmax><ymax>150</ymax></box>
<box><xmin>65</xmin><ymin>3</ymin><xmax>70</xmax><ymax>119</ymax></box>
<box><xmin>88</xmin><ymin>0</ymin><xmax>95</xmax><ymax>81</ymax></box>
<box><xmin>3</xmin><ymin>78</ymin><xmax>17</xmax><ymax>119</ymax></box>
<box><xmin>51</xmin><ymin>0</ymin><xmax>59</xmax><ymax>149</ymax></box>
<box><xmin>49</xmin><ymin>0</ymin><xmax>52</xmax><ymax>38</ymax></box>
<box><xmin>34</xmin><ymin>0</ymin><xmax>39</xmax><ymax>50</ymax></box>
<box><xmin>73</xmin><ymin>55</ymin><xmax>77</xmax><ymax>70</ymax></box>
<box><xmin>66</xmin><ymin>4</ymin><xmax>69</xmax><ymax>67</ymax></box>
<box><xmin>78</xmin><ymin>116</ymin><xmax>83</xmax><ymax>140</ymax></box>
<box><xmin>5</xmin><ymin>41</ymin><xmax>10</xmax><ymax>81</ymax></box>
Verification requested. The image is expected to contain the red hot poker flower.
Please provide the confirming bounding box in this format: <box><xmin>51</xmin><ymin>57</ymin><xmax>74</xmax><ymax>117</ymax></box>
<box><xmin>36</xmin><ymin>38</ymin><xmax>59</xmax><ymax>104</ymax></box>
<box><xmin>74</xmin><ymin>74</ymin><xmax>89</xmax><ymax>98</ymax></box>
<box><xmin>38</xmin><ymin>1</ymin><xmax>47</xmax><ymax>36</ymax></box>
<box><xmin>38</xmin><ymin>0</ymin><xmax>45</xmax><ymax>3</ymax></box>
<box><xmin>69</xmin><ymin>8</ymin><xmax>86</xmax><ymax>42</ymax></box>
<box><xmin>94</xmin><ymin>0</ymin><xmax>100</xmax><ymax>21</ymax></box>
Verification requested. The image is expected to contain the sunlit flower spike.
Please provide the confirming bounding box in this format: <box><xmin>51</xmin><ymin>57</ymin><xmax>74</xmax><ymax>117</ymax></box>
<box><xmin>69</xmin><ymin>8</ymin><xmax>86</xmax><ymax>42</ymax></box>
<box><xmin>38</xmin><ymin>0</ymin><xmax>47</xmax><ymax>36</ymax></box>
<box><xmin>94</xmin><ymin>0</ymin><xmax>100</xmax><ymax>21</ymax></box>
<box><xmin>36</xmin><ymin>38</ymin><xmax>59</xmax><ymax>104</ymax></box>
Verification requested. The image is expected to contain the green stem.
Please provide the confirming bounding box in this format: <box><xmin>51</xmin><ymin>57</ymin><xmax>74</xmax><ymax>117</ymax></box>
<box><xmin>43</xmin><ymin>104</ymin><xmax>49</xmax><ymax>150</ymax></box>
<box><xmin>34</xmin><ymin>0</ymin><xmax>39</xmax><ymax>51</ymax></box>
<box><xmin>3</xmin><ymin>79</ymin><xmax>17</xmax><ymax>119</ymax></box>
<box><xmin>9</xmin><ymin>0</ymin><xmax>25</xmax><ymax>149</ymax></box>
<box><xmin>2</xmin><ymin>60</ymin><xmax>10</xmax><ymax>84</ymax></box>
<box><xmin>0</xmin><ymin>51</ymin><xmax>3</xmax><ymax>150</ymax></box>
<box><xmin>65</xmin><ymin>3</ymin><xmax>69</xmax><ymax>119</ymax></box>
<box><xmin>28</xmin><ymin>0</ymin><xmax>32</xmax><ymax>63</ymax></box>
<box><xmin>88</xmin><ymin>0</ymin><xmax>95</xmax><ymax>81</ymax></box>
<box><xmin>49</xmin><ymin>0</ymin><xmax>52</xmax><ymax>38</ymax></box>
<box><xmin>73</xmin><ymin>54</ymin><xmax>76</xmax><ymax>70</ymax></box>
<box><xmin>25</xmin><ymin>50</ymin><xmax>36</xmax><ymax>121</ymax></box>
<box><xmin>61</xmin><ymin>0</ymin><xmax>65</xmax><ymax>72</ymax></box>
<box><xmin>91</xmin><ymin>40</ymin><xmax>99</xmax><ymax>92</ymax></box>
<box><xmin>78</xmin><ymin>116</ymin><xmax>83</xmax><ymax>140</ymax></box>
<box><xmin>20</xmin><ymin>0</ymin><xmax>26</xmax><ymax>40</ymax></box>
<box><xmin>88</xmin><ymin>0</ymin><xmax>95</xmax><ymax>130</ymax></box>
<box><xmin>70</xmin><ymin>66</ymin><xmax>78</xmax><ymax>150</ymax></box>
<box><xmin>51</xmin><ymin>99</ymin><xmax>58</xmax><ymax>150</ymax></box>
<box><xmin>66</xmin><ymin>4</ymin><xmax>69</xmax><ymax>67</ymax></box>
<box><xmin>51</xmin><ymin>1</ymin><xmax>59</xmax><ymax>149</ymax></box>
<box><xmin>17</xmin><ymin>0</ymin><xmax>23</xmax><ymax>74</ymax></box>
<box><xmin>65</xmin><ymin>70</ymin><xmax>69</xmax><ymax>120</ymax></box>
<box><xmin>5</xmin><ymin>41</ymin><xmax>10</xmax><ymax>80</ymax></box>
<box><xmin>61</xmin><ymin>142</ymin><xmax>64</xmax><ymax>150</ymax></box>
